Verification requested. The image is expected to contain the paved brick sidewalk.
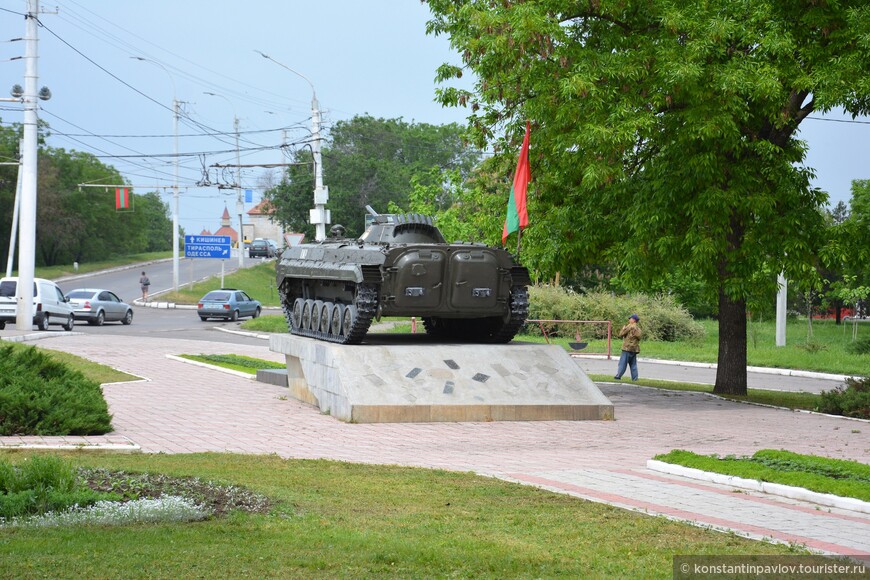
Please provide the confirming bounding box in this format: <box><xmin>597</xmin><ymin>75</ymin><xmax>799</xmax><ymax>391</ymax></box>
<box><xmin>5</xmin><ymin>334</ymin><xmax>870</xmax><ymax>560</ymax></box>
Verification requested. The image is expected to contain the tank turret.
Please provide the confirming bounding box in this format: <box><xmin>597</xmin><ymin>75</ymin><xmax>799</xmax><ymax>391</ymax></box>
<box><xmin>276</xmin><ymin>212</ymin><xmax>530</xmax><ymax>344</ymax></box>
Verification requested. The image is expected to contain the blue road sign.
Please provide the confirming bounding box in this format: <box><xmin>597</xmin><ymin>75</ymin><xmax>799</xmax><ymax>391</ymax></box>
<box><xmin>184</xmin><ymin>235</ymin><xmax>232</xmax><ymax>259</ymax></box>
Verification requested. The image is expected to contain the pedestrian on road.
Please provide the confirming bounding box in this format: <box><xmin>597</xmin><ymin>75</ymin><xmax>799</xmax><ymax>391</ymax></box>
<box><xmin>614</xmin><ymin>314</ymin><xmax>642</xmax><ymax>381</ymax></box>
<box><xmin>139</xmin><ymin>271</ymin><xmax>151</xmax><ymax>302</ymax></box>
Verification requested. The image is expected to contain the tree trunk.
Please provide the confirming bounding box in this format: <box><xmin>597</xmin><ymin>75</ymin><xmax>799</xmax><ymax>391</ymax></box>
<box><xmin>835</xmin><ymin>301</ymin><xmax>842</xmax><ymax>325</ymax></box>
<box><xmin>714</xmin><ymin>285</ymin><xmax>748</xmax><ymax>395</ymax></box>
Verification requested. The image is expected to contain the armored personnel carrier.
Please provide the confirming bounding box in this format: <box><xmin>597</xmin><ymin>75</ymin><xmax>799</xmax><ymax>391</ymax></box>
<box><xmin>276</xmin><ymin>212</ymin><xmax>531</xmax><ymax>344</ymax></box>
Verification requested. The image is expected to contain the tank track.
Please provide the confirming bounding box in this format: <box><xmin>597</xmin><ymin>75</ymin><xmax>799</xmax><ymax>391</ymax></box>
<box><xmin>487</xmin><ymin>285</ymin><xmax>530</xmax><ymax>343</ymax></box>
<box><xmin>280</xmin><ymin>283</ymin><xmax>379</xmax><ymax>345</ymax></box>
<box><xmin>422</xmin><ymin>285</ymin><xmax>530</xmax><ymax>343</ymax></box>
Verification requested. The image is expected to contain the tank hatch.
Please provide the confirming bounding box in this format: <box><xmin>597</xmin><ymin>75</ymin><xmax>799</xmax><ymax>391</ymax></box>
<box><xmin>360</xmin><ymin>213</ymin><xmax>446</xmax><ymax>244</ymax></box>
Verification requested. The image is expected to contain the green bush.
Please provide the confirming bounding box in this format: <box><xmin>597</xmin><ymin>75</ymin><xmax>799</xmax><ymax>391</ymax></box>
<box><xmin>817</xmin><ymin>376</ymin><xmax>870</xmax><ymax>419</ymax></box>
<box><xmin>0</xmin><ymin>455</ymin><xmax>116</xmax><ymax>518</ymax></box>
<box><xmin>0</xmin><ymin>344</ymin><xmax>113</xmax><ymax>435</ymax></box>
<box><xmin>526</xmin><ymin>286</ymin><xmax>705</xmax><ymax>342</ymax></box>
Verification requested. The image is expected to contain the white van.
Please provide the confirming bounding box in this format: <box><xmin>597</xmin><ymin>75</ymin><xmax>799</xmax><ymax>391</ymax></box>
<box><xmin>0</xmin><ymin>277</ymin><xmax>75</xmax><ymax>331</ymax></box>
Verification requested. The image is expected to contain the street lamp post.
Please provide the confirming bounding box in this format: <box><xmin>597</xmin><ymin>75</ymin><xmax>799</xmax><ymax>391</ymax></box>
<box><xmin>255</xmin><ymin>50</ymin><xmax>329</xmax><ymax>241</ymax></box>
<box><xmin>131</xmin><ymin>57</ymin><xmax>181</xmax><ymax>291</ymax></box>
<box><xmin>204</xmin><ymin>92</ymin><xmax>244</xmax><ymax>269</ymax></box>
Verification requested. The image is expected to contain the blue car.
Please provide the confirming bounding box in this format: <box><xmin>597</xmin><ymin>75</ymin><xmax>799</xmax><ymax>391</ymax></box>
<box><xmin>197</xmin><ymin>288</ymin><xmax>261</xmax><ymax>322</ymax></box>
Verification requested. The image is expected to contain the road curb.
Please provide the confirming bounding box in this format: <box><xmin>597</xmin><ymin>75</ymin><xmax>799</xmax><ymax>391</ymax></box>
<box><xmin>646</xmin><ymin>459</ymin><xmax>870</xmax><ymax>515</ymax></box>
<box><xmin>634</xmin><ymin>357</ymin><xmax>850</xmax><ymax>382</ymax></box>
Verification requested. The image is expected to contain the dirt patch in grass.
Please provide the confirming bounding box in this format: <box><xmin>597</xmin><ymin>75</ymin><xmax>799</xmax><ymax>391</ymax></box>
<box><xmin>79</xmin><ymin>468</ymin><xmax>274</xmax><ymax>517</ymax></box>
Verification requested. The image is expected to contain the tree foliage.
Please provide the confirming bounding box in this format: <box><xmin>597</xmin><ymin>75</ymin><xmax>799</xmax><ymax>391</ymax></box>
<box><xmin>263</xmin><ymin>115</ymin><xmax>480</xmax><ymax>238</ymax></box>
<box><xmin>0</xmin><ymin>120</ymin><xmax>173</xmax><ymax>268</ymax></box>
<box><xmin>426</xmin><ymin>0</ymin><xmax>870</xmax><ymax>394</ymax></box>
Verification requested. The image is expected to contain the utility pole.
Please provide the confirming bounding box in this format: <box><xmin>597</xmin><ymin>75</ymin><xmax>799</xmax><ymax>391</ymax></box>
<box><xmin>132</xmin><ymin>56</ymin><xmax>181</xmax><ymax>291</ymax></box>
<box><xmin>310</xmin><ymin>94</ymin><xmax>328</xmax><ymax>241</ymax></box>
<box><xmin>255</xmin><ymin>51</ymin><xmax>330</xmax><ymax>240</ymax></box>
<box><xmin>15</xmin><ymin>0</ymin><xmax>39</xmax><ymax>330</ymax></box>
<box><xmin>204</xmin><ymin>92</ymin><xmax>244</xmax><ymax>268</ymax></box>
<box><xmin>234</xmin><ymin>115</ymin><xmax>244</xmax><ymax>268</ymax></box>
<box><xmin>172</xmin><ymin>97</ymin><xmax>180</xmax><ymax>291</ymax></box>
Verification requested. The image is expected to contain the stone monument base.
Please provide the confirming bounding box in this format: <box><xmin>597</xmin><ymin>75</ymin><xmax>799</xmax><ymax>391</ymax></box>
<box><xmin>269</xmin><ymin>333</ymin><xmax>614</xmax><ymax>423</ymax></box>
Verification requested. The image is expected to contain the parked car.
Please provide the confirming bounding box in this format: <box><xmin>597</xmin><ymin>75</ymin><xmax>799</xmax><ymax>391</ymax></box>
<box><xmin>65</xmin><ymin>288</ymin><xmax>134</xmax><ymax>326</ymax></box>
<box><xmin>197</xmin><ymin>288</ymin><xmax>261</xmax><ymax>321</ymax></box>
<box><xmin>0</xmin><ymin>277</ymin><xmax>74</xmax><ymax>331</ymax></box>
<box><xmin>249</xmin><ymin>239</ymin><xmax>275</xmax><ymax>258</ymax></box>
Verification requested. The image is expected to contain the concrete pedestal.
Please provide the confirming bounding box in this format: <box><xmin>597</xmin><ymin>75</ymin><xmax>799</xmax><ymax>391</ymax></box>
<box><xmin>269</xmin><ymin>333</ymin><xmax>614</xmax><ymax>423</ymax></box>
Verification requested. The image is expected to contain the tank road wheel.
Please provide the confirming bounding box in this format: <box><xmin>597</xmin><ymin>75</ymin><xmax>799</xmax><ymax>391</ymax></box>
<box><xmin>291</xmin><ymin>298</ymin><xmax>304</xmax><ymax>330</ymax></box>
<box><xmin>312</xmin><ymin>300</ymin><xmax>324</xmax><ymax>332</ymax></box>
<box><xmin>301</xmin><ymin>300</ymin><xmax>313</xmax><ymax>331</ymax></box>
<box><xmin>319</xmin><ymin>302</ymin><xmax>331</xmax><ymax>334</ymax></box>
<box><xmin>329</xmin><ymin>304</ymin><xmax>342</xmax><ymax>336</ymax></box>
<box><xmin>341</xmin><ymin>304</ymin><xmax>357</xmax><ymax>338</ymax></box>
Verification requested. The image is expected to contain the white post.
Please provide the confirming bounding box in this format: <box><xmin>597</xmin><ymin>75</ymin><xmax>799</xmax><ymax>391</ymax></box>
<box><xmin>775</xmin><ymin>273</ymin><xmax>787</xmax><ymax>347</ymax></box>
<box><xmin>5</xmin><ymin>141</ymin><xmax>23</xmax><ymax>278</ymax></box>
<box><xmin>16</xmin><ymin>0</ymin><xmax>39</xmax><ymax>330</ymax></box>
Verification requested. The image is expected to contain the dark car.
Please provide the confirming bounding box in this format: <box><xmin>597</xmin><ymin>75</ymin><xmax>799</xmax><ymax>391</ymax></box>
<box><xmin>197</xmin><ymin>288</ymin><xmax>261</xmax><ymax>321</ymax></box>
<box><xmin>65</xmin><ymin>288</ymin><xmax>134</xmax><ymax>326</ymax></box>
<box><xmin>249</xmin><ymin>239</ymin><xmax>275</xmax><ymax>258</ymax></box>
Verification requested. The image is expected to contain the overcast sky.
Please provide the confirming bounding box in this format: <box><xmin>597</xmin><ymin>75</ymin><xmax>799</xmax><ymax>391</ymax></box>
<box><xmin>1</xmin><ymin>0</ymin><xmax>867</xmax><ymax>238</ymax></box>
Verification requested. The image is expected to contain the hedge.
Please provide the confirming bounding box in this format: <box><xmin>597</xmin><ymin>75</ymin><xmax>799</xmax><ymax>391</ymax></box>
<box><xmin>0</xmin><ymin>344</ymin><xmax>113</xmax><ymax>436</ymax></box>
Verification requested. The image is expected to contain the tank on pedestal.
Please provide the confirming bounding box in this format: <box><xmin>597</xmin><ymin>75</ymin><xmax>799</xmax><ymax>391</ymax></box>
<box><xmin>276</xmin><ymin>211</ymin><xmax>530</xmax><ymax>344</ymax></box>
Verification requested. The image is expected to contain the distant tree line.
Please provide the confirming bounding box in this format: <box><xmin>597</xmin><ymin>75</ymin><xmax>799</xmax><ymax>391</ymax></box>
<box><xmin>0</xmin><ymin>120</ymin><xmax>172</xmax><ymax>268</ymax></box>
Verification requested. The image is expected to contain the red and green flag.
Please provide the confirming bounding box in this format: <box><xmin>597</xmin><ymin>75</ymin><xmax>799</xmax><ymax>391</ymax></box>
<box><xmin>502</xmin><ymin>121</ymin><xmax>531</xmax><ymax>245</ymax></box>
<box><xmin>115</xmin><ymin>187</ymin><xmax>130</xmax><ymax>210</ymax></box>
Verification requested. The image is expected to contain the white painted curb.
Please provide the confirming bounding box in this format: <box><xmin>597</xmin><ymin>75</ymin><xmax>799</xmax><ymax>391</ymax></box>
<box><xmin>634</xmin><ymin>359</ymin><xmax>849</xmax><ymax>382</ymax></box>
<box><xmin>646</xmin><ymin>459</ymin><xmax>870</xmax><ymax>514</ymax></box>
<box><xmin>165</xmin><ymin>354</ymin><xmax>254</xmax><ymax>380</ymax></box>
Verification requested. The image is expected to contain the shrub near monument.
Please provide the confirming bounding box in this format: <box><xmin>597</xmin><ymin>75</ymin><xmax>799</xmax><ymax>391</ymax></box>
<box><xmin>0</xmin><ymin>344</ymin><xmax>112</xmax><ymax>436</ymax></box>
<box><xmin>528</xmin><ymin>286</ymin><xmax>704</xmax><ymax>342</ymax></box>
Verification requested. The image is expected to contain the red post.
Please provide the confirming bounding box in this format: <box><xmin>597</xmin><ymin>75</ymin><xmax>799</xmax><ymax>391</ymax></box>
<box><xmin>411</xmin><ymin>317</ymin><xmax>417</xmax><ymax>334</ymax></box>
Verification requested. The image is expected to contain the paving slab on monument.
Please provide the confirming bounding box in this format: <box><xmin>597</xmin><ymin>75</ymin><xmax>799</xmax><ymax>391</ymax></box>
<box><xmin>270</xmin><ymin>333</ymin><xmax>614</xmax><ymax>423</ymax></box>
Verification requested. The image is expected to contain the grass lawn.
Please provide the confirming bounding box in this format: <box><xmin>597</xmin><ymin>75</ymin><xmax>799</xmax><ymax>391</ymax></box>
<box><xmin>161</xmin><ymin>261</ymin><xmax>281</xmax><ymax>306</ymax></box>
<box><xmin>0</xmin><ymin>452</ymin><xmax>810</xmax><ymax>578</ymax></box>
<box><xmin>655</xmin><ymin>450</ymin><xmax>870</xmax><ymax>502</ymax></box>
<box><xmin>7</xmin><ymin>342</ymin><xmax>138</xmax><ymax>384</ymax></box>
<box><xmin>32</xmin><ymin>252</ymin><xmax>173</xmax><ymax>281</ymax></box>
<box><xmin>179</xmin><ymin>354</ymin><xmax>285</xmax><ymax>375</ymax></box>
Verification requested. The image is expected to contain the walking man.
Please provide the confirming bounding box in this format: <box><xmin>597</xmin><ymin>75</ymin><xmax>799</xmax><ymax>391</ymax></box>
<box><xmin>614</xmin><ymin>314</ymin><xmax>642</xmax><ymax>381</ymax></box>
<box><xmin>139</xmin><ymin>271</ymin><xmax>151</xmax><ymax>303</ymax></box>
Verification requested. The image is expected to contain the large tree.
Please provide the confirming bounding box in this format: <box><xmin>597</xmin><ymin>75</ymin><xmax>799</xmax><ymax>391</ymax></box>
<box><xmin>426</xmin><ymin>0</ymin><xmax>870</xmax><ymax>394</ymax></box>
<box><xmin>0</xmin><ymin>121</ymin><xmax>172</xmax><ymax>268</ymax></box>
<box><xmin>264</xmin><ymin>115</ymin><xmax>480</xmax><ymax>238</ymax></box>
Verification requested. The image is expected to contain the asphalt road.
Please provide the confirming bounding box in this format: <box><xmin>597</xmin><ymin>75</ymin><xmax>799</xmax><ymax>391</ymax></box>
<box><xmin>55</xmin><ymin>254</ymin><xmax>270</xmax><ymax>305</ymax></box>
